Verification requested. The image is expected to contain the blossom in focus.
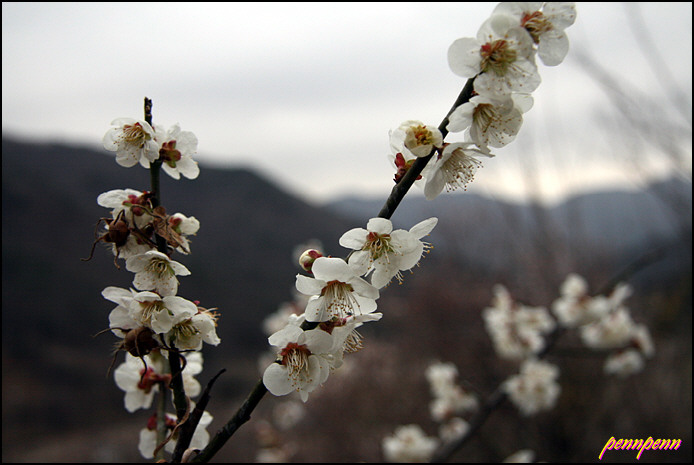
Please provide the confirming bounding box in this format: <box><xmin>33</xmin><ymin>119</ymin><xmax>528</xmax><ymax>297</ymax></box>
<box><xmin>168</xmin><ymin>212</ymin><xmax>200</xmax><ymax>255</ymax></box>
<box><xmin>390</xmin><ymin>120</ymin><xmax>443</xmax><ymax>158</ymax></box>
<box><xmin>129</xmin><ymin>290</ymin><xmax>198</xmax><ymax>334</ymax></box>
<box><xmin>167</xmin><ymin>307</ymin><xmax>221</xmax><ymax>350</ymax></box>
<box><xmin>114</xmin><ymin>350</ymin><xmax>203</xmax><ymax>412</ymax></box>
<box><xmin>126</xmin><ymin>250</ymin><xmax>191</xmax><ymax>296</ymax></box>
<box><xmin>263</xmin><ymin>324</ymin><xmax>334</xmax><ymax>402</ymax></box>
<box><xmin>296</xmin><ymin>257</ymin><xmax>379</xmax><ymax>322</ymax></box>
<box><xmin>494</xmin><ymin>2</ymin><xmax>577</xmax><ymax>66</ymax></box>
<box><xmin>103</xmin><ymin>286</ymin><xmax>141</xmax><ymax>337</ymax></box>
<box><xmin>340</xmin><ymin>217</ymin><xmax>437</xmax><ymax>288</ymax></box>
<box><xmin>447</xmin><ymin>93</ymin><xmax>532</xmax><ymax>148</ymax></box>
<box><xmin>97</xmin><ymin>188</ymin><xmax>153</xmax><ymax>230</ymax></box>
<box><xmin>422</xmin><ymin>142</ymin><xmax>494</xmax><ymax>200</ymax></box>
<box><xmin>382</xmin><ymin>424</ymin><xmax>439</xmax><ymax>462</ymax></box>
<box><xmin>448</xmin><ymin>13</ymin><xmax>540</xmax><ymax>96</ymax></box>
<box><xmin>114</xmin><ymin>352</ymin><xmax>165</xmax><ymax>412</ymax></box>
<box><xmin>103</xmin><ymin>118</ymin><xmax>159</xmax><ymax>168</ymax></box>
<box><xmin>319</xmin><ymin>312</ymin><xmax>383</xmax><ymax>370</ymax></box>
<box><xmin>155</xmin><ymin>123</ymin><xmax>200</xmax><ymax>180</ymax></box>
<box><xmin>504</xmin><ymin>358</ymin><xmax>561</xmax><ymax>416</ymax></box>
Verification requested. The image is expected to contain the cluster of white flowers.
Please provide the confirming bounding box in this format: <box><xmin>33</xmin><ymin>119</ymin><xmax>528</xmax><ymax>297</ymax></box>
<box><xmin>484</xmin><ymin>273</ymin><xmax>654</xmax><ymax>416</ymax></box>
<box><xmin>553</xmin><ymin>273</ymin><xmax>655</xmax><ymax>377</ymax></box>
<box><xmin>389</xmin><ymin>2</ymin><xmax>576</xmax><ymax>201</ymax></box>
<box><xmin>425</xmin><ymin>362</ymin><xmax>478</xmax><ymax>426</ymax></box>
<box><xmin>382</xmin><ymin>424</ymin><xmax>440</xmax><ymax>463</ymax></box>
<box><xmin>381</xmin><ymin>270</ymin><xmax>653</xmax><ymax>461</ymax></box>
<box><xmin>483</xmin><ymin>284</ymin><xmax>556</xmax><ymax>360</ymax></box>
<box><xmin>103</xmin><ymin>118</ymin><xmax>200</xmax><ymax>179</ymax></box>
<box><xmin>504</xmin><ymin>358</ymin><xmax>561</xmax><ymax>416</ymax></box>
<box><xmin>91</xmin><ymin>115</ymin><xmax>217</xmax><ymax>458</ymax></box>
<box><xmin>263</xmin><ymin>217</ymin><xmax>438</xmax><ymax>402</ymax></box>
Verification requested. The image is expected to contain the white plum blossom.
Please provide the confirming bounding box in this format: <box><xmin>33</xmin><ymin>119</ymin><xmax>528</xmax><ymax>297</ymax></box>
<box><xmin>438</xmin><ymin>417</ymin><xmax>470</xmax><ymax>444</ymax></box>
<box><xmin>604</xmin><ymin>349</ymin><xmax>645</xmax><ymax>378</ymax></box>
<box><xmin>494</xmin><ymin>2</ymin><xmax>577</xmax><ymax>66</ymax></box>
<box><xmin>340</xmin><ymin>217</ymin><xmax>437</xmax><ymax>288</ymax></box>
<box><xmin>425</xmin><ymin>361</ymin><xmax>478</xmax><ymax>422</ymax></box>
<box><xmin>155</xmin><ymin>123</ymin><xmax>200</xmax><ymax>180</ymax></box>
<box><xmin>129</xmin><ymin>290</ymin><xmax>198</xmax><ymax>335</ymax></box>
<box><xmin>97</xmin><ymin>188</ymin><xmax>153</xmax><ymax>230</ymax></box>
<box><xmin>296</xmin><ymin>257</ymin><xmax>380</xmax><ymax>322</ymax></box>
<box><xmin>551</xmin><ymin>274</ymin><xmax>611</xmax><ymax>327</ymax></box>
<box><xmin>422</xmin><ymin>142</ymin><xmax>494</xmax><ymax>199</ymax></box>
<box><xmin>382</xmin><ymin>424</ymin><xmax>439</xmax><ymax>462</ymax></box>
<box><xmin>126</xmin><ymin>250</ymin><xmax>191</xmax><ymax>296</ymax></box>
<box><xmin>448</xmin><ymin>13</ymin><xmax>540</xmax><ymax>96</ymax></box>
<box><xmin>483</xmin><ymin>285</ymin><xmax>555</xmax><ymax>360</ymax></box>
<box><xmin>103</xmin><ymin>118</ymin><xmax>159</xmax><ymax>168</ymax></box>
<box><xmin>167</xmin><ymin>307</ymin><xmax>221</xmax><ymax>351</ymax></box>
<box><xmin>263</xmin><ymin>324</ymin><xmax>334</xmax><ymax>402</ymax></box>
<box><xmin>580</xmin><ymin>306</ymin><xmax>636</xmax><ymax>350</ymax></box>
<box><xmin>447</xmin><ymin>93</ymin><xmax>533</xmax><ymax>148</ymax></box>
<box><xmin>113</xmin><ymin>351</ymin><xmax>203</xmax><ymax>413</ymax></box>
<box><xmin>321</xmin><ymin>312</ymin><xmax>383</xmax><ymax>370</ymax></box>
<box><xmin>114</xmin><ymin>353</ymin><xmax>162</xmax><ymax>412</ymax></box>
<box><xmin>504</xmin><ymin>358</ymin><xmax>561</xmax><ymax>416</ymax></box>
<box><xmin>138</xmin><ymin>409</ymin><xmax>213</xmax><ymax>459</ymax></box>
<box><xmin>503</xmin><ymin>449</ymin><xmax>536</xmax><ymax>463</ymax></box>
<box><xmin>168</xmin><ymin>212</ymin><xmax>200</xmax><ymax>254</ymax></box>
<box><xmin>103</xmin><ymin>286</ymin><xmax>137</xmax><ymax>332</ymax></box>
<box><xmin>390</xmin><ymin>120</ymin><xmax>444</xmax><ymax>158</ymax></box>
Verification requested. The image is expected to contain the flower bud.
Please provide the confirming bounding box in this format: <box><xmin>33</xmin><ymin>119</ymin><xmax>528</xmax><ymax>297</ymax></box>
<box><xmin>299</xmin><ymin>249</ymin><xmax>323</xmax><ymax>273</ymax></box>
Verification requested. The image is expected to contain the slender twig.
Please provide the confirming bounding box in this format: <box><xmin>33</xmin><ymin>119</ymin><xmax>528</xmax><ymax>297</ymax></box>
<box><xmin>172</xmin><ymin>369</ymin><xmax>227</xmax><ymax>462</ymax></box>
<box><xmin>191</xmin><ymin>379</ymin><xmax>269</xmax><ymax>463</ymax></box>
<box><xmin>155</xmin><ymin>379</ymin><xmax>169</xmax><ymax>462</ymax></box>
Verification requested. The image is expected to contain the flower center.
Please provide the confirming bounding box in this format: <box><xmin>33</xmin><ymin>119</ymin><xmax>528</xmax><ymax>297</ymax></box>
<box><xmin>146</xmin><ymin>257</ymin><xmax>174</xmax><ymax>279</ymax></box>
<box><xmin>521</xmin><ymin>11</ymin><xmax>552</xmax><ymax>44</ymax></box>
<box><xmin>171</xmin><ymin>318</ymin><xmax>199</xmax><ymax>344</ymax></box>
<box><xmin>480</xmin><ymin>39</ymin><xmax>517</xmax><ymax>76</ymax></box>
<box><xmin>280</xmin><ymin>342</ymin><xmax>312</xmax><ymax>384</ymax></box>
<box><xmin>442</xmin><ymin>148</ymin><xmax>483</xmax><ymax>192</ymax></box>
<box><xmin>140</xmin><ymin>300</ymin><xmax>166</xmax><ymax>328</ymax></box>
<box><xmin>409</xmin><ymin>125</ymin><xmax>435</xmax><ymax>147</ymax></box>
<box><xmin>472</xmin><ymin>103</ymin><xmax>496</xmax><ymax>134</ymax></box>
<box><xmin>121</xmin><ymin>122</ymin><xmax>149</xmax><ymax>147</ymax></box>
<box><xmin>364</xmin><ymin>231</ymin><xmax>394</xmax><ymax>261</ymax></box>
<box><xmin>322</xmin><ymin>280</ymin><xmax>360</xmax><ymax>318</ymax></box>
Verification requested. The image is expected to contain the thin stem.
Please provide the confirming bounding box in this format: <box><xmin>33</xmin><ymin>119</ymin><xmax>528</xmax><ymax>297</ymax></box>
<box><xmin>191</xmin><ymin>379</ymin><xmax>268</xmax><ymax>463</ymax></box>
<box><xmin>172</xmin><ymin>369</ymin><xmax>226</xmax><ymax>462</ymax></box>
<box><xmin>155</xmin><ymin>379</ymin><xmax>169</xmax><ymax>462</ymax></box>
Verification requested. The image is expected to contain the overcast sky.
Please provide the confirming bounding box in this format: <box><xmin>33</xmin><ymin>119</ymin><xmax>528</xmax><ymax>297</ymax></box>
<box><xmin>2</xmin><ymin>2</ymin><xmax>692</xmax><ymax>205</ymax></box>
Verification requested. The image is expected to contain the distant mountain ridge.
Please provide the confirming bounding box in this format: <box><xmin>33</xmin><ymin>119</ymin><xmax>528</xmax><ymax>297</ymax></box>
<box><xmin>327</xmin><ymin>176</ymin><xmax>691</xmax><ymax>278</ymax></box>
